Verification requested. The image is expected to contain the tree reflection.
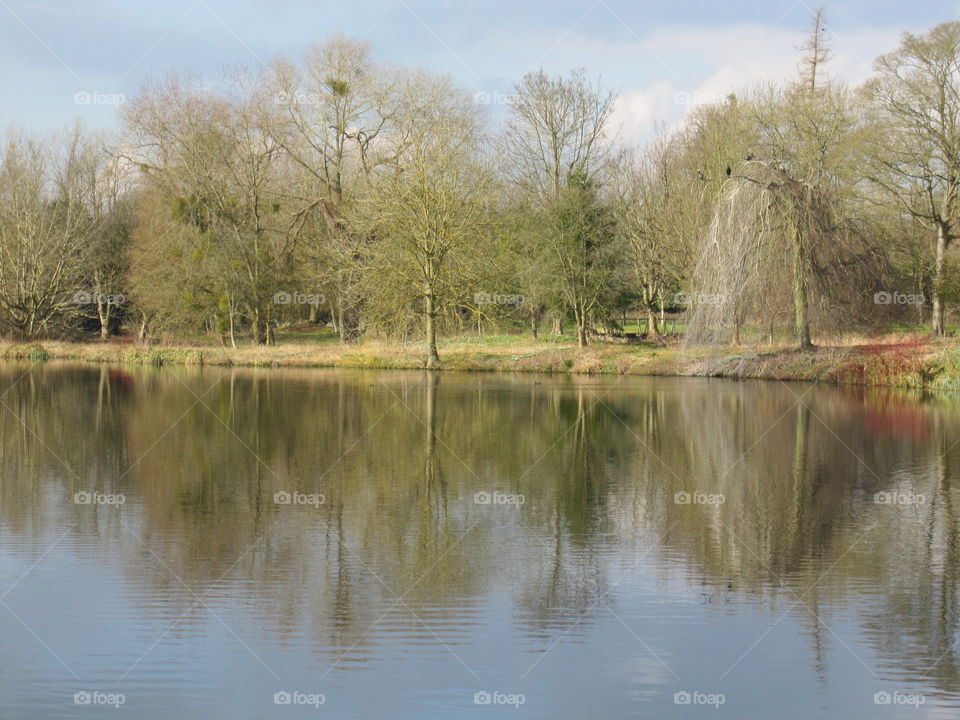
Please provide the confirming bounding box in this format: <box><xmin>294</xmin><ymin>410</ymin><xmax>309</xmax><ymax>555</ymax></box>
<box><xmin>0</xmin><ymin>365</ymin><xmax>958</xmax><ymax>692</ymax></box>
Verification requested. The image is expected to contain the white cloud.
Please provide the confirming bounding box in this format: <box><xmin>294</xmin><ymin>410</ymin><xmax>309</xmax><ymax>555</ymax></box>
<box><xmin>610</xmin><ymin>81</ymin><xmax>677</xmax><ymax>142</ymax></box>
<box><xmin>596</xmin><ymin>23</ymin><xmax>911</xmax><ymax>142</ymax></box>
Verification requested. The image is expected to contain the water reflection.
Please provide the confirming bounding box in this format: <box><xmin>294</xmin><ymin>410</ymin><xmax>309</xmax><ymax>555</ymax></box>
<box><xmin>0</xmin><ymin>364</ymin><xmax>958</xmax><ymax>718</ymax></box>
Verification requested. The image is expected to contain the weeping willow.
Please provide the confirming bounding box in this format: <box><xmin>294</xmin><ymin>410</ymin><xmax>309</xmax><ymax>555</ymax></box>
<box><xmin>685</xmin><ymin>161</ymin><xmax>887</xmax><ymax>348</ymax></box>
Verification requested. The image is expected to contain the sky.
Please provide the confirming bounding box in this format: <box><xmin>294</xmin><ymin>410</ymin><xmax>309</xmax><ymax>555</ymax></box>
<box><xmin>1</xmin><ymin>0</ymin><xmax>958</xmax><ymax>142</ymax></box>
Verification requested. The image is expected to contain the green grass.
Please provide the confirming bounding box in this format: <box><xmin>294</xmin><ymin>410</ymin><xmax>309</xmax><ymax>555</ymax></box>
<box><xmin>618</xmin><ymin>319</ymin><xmax>689</xmax><ymax>335</ymax></box>
<box><xmin>273</xmin><ymin>327</ymin><xmax>341</xmax><ymax>345</ymax></box>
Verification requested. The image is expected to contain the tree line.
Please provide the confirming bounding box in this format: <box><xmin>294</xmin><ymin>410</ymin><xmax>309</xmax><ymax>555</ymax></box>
<box><xmin>1</xmin><ymin>12</ymin><xmax>959</xmax><ymax>361</ymax></box>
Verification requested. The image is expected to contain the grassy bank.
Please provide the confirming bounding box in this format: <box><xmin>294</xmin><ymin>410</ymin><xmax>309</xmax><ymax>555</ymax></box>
<box><xmin>2</xmin><ymin>331</ymin><xmax>960</xmax><ymax>390</ymax></box>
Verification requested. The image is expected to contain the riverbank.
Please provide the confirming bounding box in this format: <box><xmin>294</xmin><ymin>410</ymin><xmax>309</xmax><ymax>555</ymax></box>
<box><xmin>2</xmin><ymin>333</ymin><xmax>959</xmax><ymax>390</ymax></box>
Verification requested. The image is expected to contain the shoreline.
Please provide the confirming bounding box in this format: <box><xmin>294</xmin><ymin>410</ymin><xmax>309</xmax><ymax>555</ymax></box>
<box><xmin>2</xmin><ymin>336</ymin><xmax>958</xmax><ymax>391</ymax></box>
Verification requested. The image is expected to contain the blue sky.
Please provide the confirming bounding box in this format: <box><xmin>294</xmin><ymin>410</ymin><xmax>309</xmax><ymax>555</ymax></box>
<box><xmin>1</xmin><ymin>0</ymin><xmax>958</xmax><ymax>140</ymax></box>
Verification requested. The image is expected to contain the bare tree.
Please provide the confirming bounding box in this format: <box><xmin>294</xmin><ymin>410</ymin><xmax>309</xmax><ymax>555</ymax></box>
<box><xmin>616</xmin><ymin>136</ymin><xmax>694</xmax><ymax>340</ymax></box>
<box><xmin>743</xmin><ymin>14</ymin><xmax>861</xmax><ymax>348</ymax></box>
<box><xmin>798</xmin><ymin>6</ymin><xmax>832</xmax><ymax>92</ymax></box>
<box><xmin>688</xmin><ymin>10</ymin><xmax>873</xmax><ymax>349</ymax></box>
<box><xmin>504</xmin><ymin>68</ymin><xmax>615</xmax><ymax>202</ymax></box>
<box><xmin>504</xmin><ymin>69</ymin><xmax>616</xmax><ymax>345</ymax></box>
<box><xmin>267</xmin><ymin>36</ymin><xmax>399</xmax><ymax>340</ymax></box>
<box><xmin>360</xmin><ymin>73</ymin><xmax>492</xmax><ymax>367</ymax></box>
<box><xmin>124</xmin><ymin>71</ymin><xmax>293</xmax><ymax>344</ymax></box>
<box><xmin>72</xmin><ymin>133</ymin><xmax>134</xmax><ymax>339</ymax></box>
<box><xmin>865</xmin><ymin>22</ymin><xmax>960</xmax><ymax>336</ymax></box>
<box><xmin>0</xmin><ymin>127</ymin><xmax>103</xmax><ymax>338</ymax></box>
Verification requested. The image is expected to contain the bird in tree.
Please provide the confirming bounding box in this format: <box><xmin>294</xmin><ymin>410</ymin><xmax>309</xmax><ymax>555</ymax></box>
<box><xmin>726</xmin><ymin>165</ymin><xmax>732</xmax><ymax>177</ymax></box>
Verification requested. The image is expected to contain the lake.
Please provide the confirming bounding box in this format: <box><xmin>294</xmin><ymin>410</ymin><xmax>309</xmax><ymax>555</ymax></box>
<box><xmin>0</xmin><ymin>363</ymin><xmax>957</xmax><ymax>718</ymax></box>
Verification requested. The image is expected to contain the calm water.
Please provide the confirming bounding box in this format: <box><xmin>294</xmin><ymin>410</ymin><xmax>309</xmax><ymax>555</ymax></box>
<box><xmin>0</xmin><ymin>363</ymin><xmax>958</xmax><ymax>718</ymax></box>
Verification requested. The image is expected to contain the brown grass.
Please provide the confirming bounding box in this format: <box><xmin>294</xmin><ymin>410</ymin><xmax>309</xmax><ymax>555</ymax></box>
<box><xmin>1</xmin><ymin>333</ymin><xmax>958</xmax><ymax>390</ymax></box>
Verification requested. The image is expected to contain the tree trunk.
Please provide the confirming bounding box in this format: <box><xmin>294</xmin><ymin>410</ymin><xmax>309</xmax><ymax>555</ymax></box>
<box><xmin>253</xmin><ymin>307</ymin><xmax>266</xmax><ymax>345</ymax></box>
<box><xmin>793</xmin><ymin>229</ymin><xmax>813</xmax><ymax>350</ymax></box>
<box><xmin>228</xmin><ymin>304</ymin><xmax>237</xmax><ymax>349</ymax></box>
<box><xmin>97</xmin><ymin>301</ymin><xmax>110</xmax><ymax>340</ymax></box>
<box><xmin>917</xmin><ymin>274</ymin><xmax>925</xmax><ymax>326</ymax></box>
<box><xmin>137</xmin><ymin>313</ymin><xmax>148</xmax><ymax>344</ymax></box>
<box><xmin>731</xmin><ymin>305</ymin><xmax>741</xmax><ymax>346</ymax></box>
<box><xmin>345</xmin><ymin>315</ymin><xmax>361</xmax><ymax>343</ymax></box>
<box><xmin>575</xmin><ymin>309</ymin><xmax>588</xmax><ymax>348</ymax></box>
<box><xmin>264</xmin><ymin>302</ymin><xmax>276</xmax><ymax>345</ymax></box>
<box><xmin>552</xmin><ymin>317</ymin><xmax>563</xmax><ymax>336</ymax></box>
<box><xmin>932</xmin><ymin>223</ymin><xmax>949</xmax><ymax>337</ymax></box>
<box><xmin>338</xmin><ymin>304</ymin><xmax>359</xmax><ymax>344</ymax></box>
<box><xmin>330</xmin><ymin>301</ymin><xmax>339</xmax><ymax>335</ymax></box>
<box><xmin>646</xmin><ymin>307</ymin><xmax>660</xmax><ymax>340</ymax></box>
<box><xmin>425</xmin><ymin>289</ymin><xmax>440</xmax><ymax>367</ymax></box>
<box><xmin>530</xmin><ymin>316</ymin><xmax>539</xmax><ymax>340</ymax></box>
